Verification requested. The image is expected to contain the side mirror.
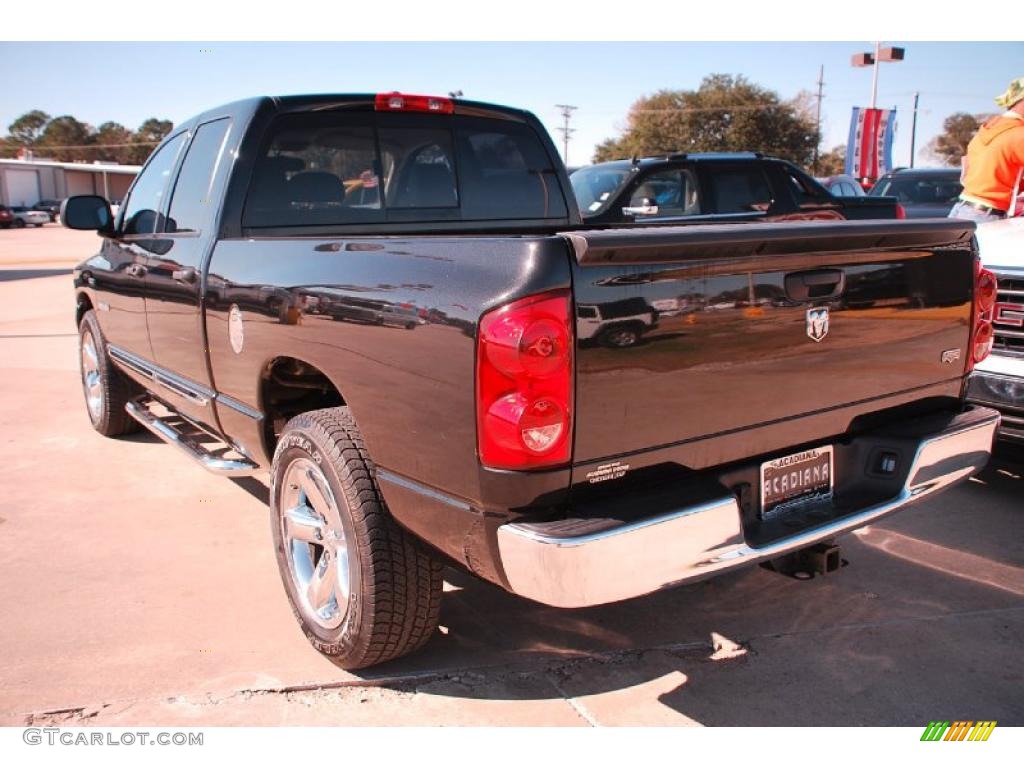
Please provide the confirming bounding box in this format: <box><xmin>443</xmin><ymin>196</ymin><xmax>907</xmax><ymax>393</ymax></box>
<box><xmin>61</xmin><ymin>195</ymin><xmax>114</xmax><ymax>233</ymax></box>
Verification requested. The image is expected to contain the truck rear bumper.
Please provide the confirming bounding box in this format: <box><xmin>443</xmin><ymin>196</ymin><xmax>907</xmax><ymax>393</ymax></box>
<box><xmin>496</xmin><ymin>406</ymin><xmax>1000</xmax><ymax>608</ymax></box>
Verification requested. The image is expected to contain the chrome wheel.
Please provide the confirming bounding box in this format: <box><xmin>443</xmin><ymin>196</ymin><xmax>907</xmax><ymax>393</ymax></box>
<box><xmin>280</xmin><ymin>458</ymin><xmax>351</xmax><ymax>630</ymax></box>
<box><xmin>80</xmin><ymin>329</ymin><xmax>103</xmax><ymax>422</ymax></box>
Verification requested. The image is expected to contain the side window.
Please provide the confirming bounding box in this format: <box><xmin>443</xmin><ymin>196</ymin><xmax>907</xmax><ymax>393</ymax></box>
<box><xmin>784</xmin><ymin>168</ymin><xmax>825</xmax><ymax>205</ymax></box>
<box><xmin>711</xmin><ymin>167</ymin><xmax>774</xmax><ymax>214</ymax></box>
<box><xmin>379</xmin><ymin>128</ymin><xmax>458</xmax><ymax>209</ymax></box>
<box><xmin>629</xmin><ymin>168</ymin><xmax>701</xmax><ymax>216</ymax></box>
<box><xmin>121</xmin><ymin>133</ymin><xmax>187</xmax><ymax>235</ymax></box>
<box><xmin>165</xmin><ymin>118</ymin><xmax>232</xmax><ymax>234</ymax></box>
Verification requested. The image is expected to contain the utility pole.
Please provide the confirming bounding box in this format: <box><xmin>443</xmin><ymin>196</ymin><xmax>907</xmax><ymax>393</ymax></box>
<box><xmin>813</xmin><ymin>65</ymin><xmax>825</xmax><ymax>175</ymax></box>
<box><xmin>555</xmin><ymin>104</ymin><xmax>577</xmax><ymax>165</ymax></box>
<box><xmin>909</xmin><ymin>91</ymin><xmax>920</xmax><ymax>168</ymax></box>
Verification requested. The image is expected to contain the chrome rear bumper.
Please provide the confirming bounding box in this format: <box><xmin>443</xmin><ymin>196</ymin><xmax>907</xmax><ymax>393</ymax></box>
<box><xmin>497</xmin><ymin>407</ymin><xmax>1000</xmax><ymax>608</ymax></box>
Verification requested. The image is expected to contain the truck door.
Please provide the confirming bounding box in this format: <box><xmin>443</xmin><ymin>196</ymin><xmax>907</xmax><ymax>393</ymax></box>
<box><xmin>89</xmin><ymin>132</ymin><xmax>187</xmax><ymax>363</ymax></box>
<box><xmin>143</xmin><ymin>117</ymin><xmax>234</xmax><ymax>431</ymax></box>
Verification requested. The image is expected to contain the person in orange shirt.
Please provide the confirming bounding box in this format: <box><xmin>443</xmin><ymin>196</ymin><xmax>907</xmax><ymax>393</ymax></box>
<box><xmin>949</xmin><ymin>76</ymin><xmax>1024</xmax><ymax>221</ymax></box>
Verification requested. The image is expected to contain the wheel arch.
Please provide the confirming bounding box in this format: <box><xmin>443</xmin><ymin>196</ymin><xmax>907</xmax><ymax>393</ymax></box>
<box><xmin>75</xmin><ymin>291</ymin><xmax>94</xmax><ymax>328</ymax></box>
<box><xmin>259</xmin><ymin>355</ymin><xmax>349</xmax><ymax>459</ymax></box>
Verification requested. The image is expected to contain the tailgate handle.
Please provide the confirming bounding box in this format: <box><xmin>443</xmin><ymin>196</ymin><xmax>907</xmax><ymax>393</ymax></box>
<box><xmin>784</xmin><ymin>269</ymin><xmax>845</xmax><ymax>302</ymax></box>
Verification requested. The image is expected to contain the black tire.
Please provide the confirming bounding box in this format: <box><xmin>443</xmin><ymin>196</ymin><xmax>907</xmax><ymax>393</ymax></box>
<box><xmin>14</xmin><ymin>219</ymin><xmax>25</xmax><ymax>228</ymax></box>
<box><xmin>78</xmin><ymin>310</ymin><xmax>140</xmax><ymax>437</ymax></box>
<box><xmin>270</xmin><ymin>407</ymin><xmax>443</xmax><ymax>669</ymax></box>
<box><xmin>598</xmin><ymin>324</ymin><xmax>642</xmax><ymax>348</ymax></box>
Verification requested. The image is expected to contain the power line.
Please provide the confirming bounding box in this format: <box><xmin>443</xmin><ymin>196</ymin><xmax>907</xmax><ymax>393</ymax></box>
<box><xmin>554</xmin><ymin>104</ymin><xmax>577</xmax><ymax>165</ymax></box>
<box><xmin>5</xmin><ymin>141</ymin><xmax>160</xmax><ymax>150</ymax></box>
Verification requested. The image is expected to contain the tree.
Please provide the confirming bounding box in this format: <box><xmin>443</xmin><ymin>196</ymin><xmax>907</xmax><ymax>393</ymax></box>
<box><xmin>817</xmin><ymin>145</ymin><xmax>846</xmax><ymax>177</ymax></box>
<box><xmin>593</xmin><ymin>74</ymin><xmax>818</xmax><ymax>167</ymax></box>
<box><xmin>1</xmin><ymin>110</ymin><xmax>174</xmax><ymax>165</ymax></box>
<box><xmin>93</xmin><ymin>122</ymin><xmax>135</xmax><ymax>164</ymax></box>
<box><xmin>933</xmin><ymin>112</ymin><xmax>990</xmax><ymax>167</ymax></box>
<box><xmin>7</xmin><ymin>110</ymin><xmax>51</xmax><ymax>147</ymax></box>
<box><xmin>126</xmin><ymin>118</ymin><xmax>174</xmax><ymax>164</ymax></box>
<box><xmin>37</xmin><ymin>116</ymin><xmax>94</xmax><ymax>162</ymax></box>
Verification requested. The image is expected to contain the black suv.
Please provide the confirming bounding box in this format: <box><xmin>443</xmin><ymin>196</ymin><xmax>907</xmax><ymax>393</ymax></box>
<box><xmin>571</xmin><ymin>152</ymin><xmax>900</xmax><ymax>226</ymax></box>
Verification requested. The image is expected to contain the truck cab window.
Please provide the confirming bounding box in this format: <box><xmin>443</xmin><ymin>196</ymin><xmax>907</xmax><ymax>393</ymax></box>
<box><xmin>120</xmin><ymin>132</ymin><xmax>187</xmax><ymax>235</ymax></box>
<box><xmin>244</xmin><ymin>118</ymin><xmax>383</xmax><ymax>228</ymax></box>
<box><xmin>629</xmin><ymin>169</ymin><xmax>701</xmax><ymax>217</ymax></box>
<box><xmin>378</xmin><ymin>128</ymin><xmax>458</xmax><ymax>209</ymax></box>
<box><xmin>165</xmin><ymin>119</ymin><xmax>232</xmax><ymax>234</ymax></box>
<box><xmin>711</xmin><ymin>167</ymin><xmax>773</xmax><ymax>214</ymax></box>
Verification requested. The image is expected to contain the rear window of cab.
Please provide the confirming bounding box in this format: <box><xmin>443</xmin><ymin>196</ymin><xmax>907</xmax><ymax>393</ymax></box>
<box><xmin>242</xmin><ymin>112</ymin><xmax>568</xmax><ymax>228</ymax></box>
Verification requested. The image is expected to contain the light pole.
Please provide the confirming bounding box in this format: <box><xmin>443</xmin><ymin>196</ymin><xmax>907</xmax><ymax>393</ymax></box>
<box><xmin>851</xmin><ymin>43</ymin><xmax>905</xmax><ymax>185</ymax></box>
<box><xmin>851</xmin><ymin>43</ymin><xmax>904</xmax><ymax>109</ymax></box>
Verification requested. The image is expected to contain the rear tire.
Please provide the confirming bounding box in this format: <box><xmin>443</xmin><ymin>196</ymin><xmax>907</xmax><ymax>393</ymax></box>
<box><xmin>270</xmin><ymin>407</ymin><xmax>443</xmax><ymax>669</ymax></box>
<box><xmin>599</xmin><ymin>324</ymin><xmax>642</xmax><ymax>348</ymax></box>
<box><xmin>14</xmin><ymin>219</ymin><xmax>25</xmax><ymax>228</ymax></box>
<box><xmin>78</xmin><ymin>310</ymin><xmax>141</xmax><ymax>437</ymax></box>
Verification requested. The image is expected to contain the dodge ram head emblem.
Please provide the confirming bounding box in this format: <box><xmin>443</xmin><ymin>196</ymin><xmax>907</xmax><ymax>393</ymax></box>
<box><xmin>806</xmin><ymin>307</ymin><xmax>829</xmax><ymax>342</ymax></box>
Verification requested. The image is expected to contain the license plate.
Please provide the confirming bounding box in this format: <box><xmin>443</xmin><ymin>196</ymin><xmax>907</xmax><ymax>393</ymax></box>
<box><xmin>760</xmin><ymin>446</ymin><xmax>833</xmax><ymax>519</ymax></box>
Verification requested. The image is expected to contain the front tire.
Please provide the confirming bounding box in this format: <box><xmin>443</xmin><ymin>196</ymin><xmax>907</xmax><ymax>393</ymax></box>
<box><xmin>270</xmin><ymin>407</ymin><xmax>443</xmax><ymax>669</ymax></box>
<box><xmin>78</xmin><ymin>310</ymin><xmax>140</xmax><ymax>436</ymax></box>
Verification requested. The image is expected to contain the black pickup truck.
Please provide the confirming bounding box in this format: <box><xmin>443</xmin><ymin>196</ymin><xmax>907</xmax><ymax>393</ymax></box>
<box><xmin>64</xmin><ymin>93</ymin><xmax>1000</xmax><ymax>669</ymax></box>
<box><xmin>571</xmin><ymin>153</ymin><xmax>903</xmax><ymax>226</ymax></box>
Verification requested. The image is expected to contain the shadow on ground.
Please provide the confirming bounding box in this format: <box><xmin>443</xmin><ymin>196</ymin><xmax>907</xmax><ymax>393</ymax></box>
<box><xmin>331</xmin><ymin>441</ymin><xmax>1024</xmax><ymax>725</ymax></box>
<box><xmin>0</xmin><ymin>268</ymin><xmax>70</xmax><ymax>282</ymax></box>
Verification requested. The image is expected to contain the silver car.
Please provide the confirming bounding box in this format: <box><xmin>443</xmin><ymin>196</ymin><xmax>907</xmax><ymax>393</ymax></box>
<box><xmin>10</xmin><ymin>207</ymin><xmax>50</xmax><ymax>227</ymax></box>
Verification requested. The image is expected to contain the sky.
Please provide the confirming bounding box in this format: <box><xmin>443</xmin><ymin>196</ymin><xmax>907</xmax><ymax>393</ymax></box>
<box><xmin>1</xmin><ymin>41</ymin><xmax>1021</xmax><ymax>170</ymax></box>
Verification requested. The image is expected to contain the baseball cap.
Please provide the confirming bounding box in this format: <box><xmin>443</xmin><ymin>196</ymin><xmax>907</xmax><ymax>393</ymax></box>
<box><xmin>995</xmin><ymin>77</ymin><xmax>1024</xmax><ymax>109</ymax></box>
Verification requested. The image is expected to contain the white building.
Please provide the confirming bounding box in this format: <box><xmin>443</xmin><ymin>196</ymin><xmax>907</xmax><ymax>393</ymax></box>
<box><xmin>0</xmin><ymin>158</ymin><xmax>140</xmax><ymax>207</ymax></box>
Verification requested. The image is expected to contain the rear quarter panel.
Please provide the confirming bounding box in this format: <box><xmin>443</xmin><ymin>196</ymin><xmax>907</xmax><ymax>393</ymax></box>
<box><xmin>204</xmin><ymin>235</ymin><xmax>572</xmax><ymax>509</ymax></box>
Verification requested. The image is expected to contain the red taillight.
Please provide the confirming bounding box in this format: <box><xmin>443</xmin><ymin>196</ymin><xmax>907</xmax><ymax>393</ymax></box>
<box><xmin>895</xmin><ymin>203</ymin><xmax>907</xmax><ymax>220</ymax></box>
<box><xmin>975</xmin><ymin>268</ymin><xmax>997</xmax><ymax>314</ymax></box>
<box><xmin>970</xmin><ymin>264</ymin><xmax>998</xmax><ymax>368</ymax></box>
<box><xmin>374</xmin><ymin>92</ymin><xmax>454</xmax><ymax>114</ymax></box>
<box><xmin>477</xmin><ymin>290</ymin><xmax>573</xmax><ymax>469</ymax></box>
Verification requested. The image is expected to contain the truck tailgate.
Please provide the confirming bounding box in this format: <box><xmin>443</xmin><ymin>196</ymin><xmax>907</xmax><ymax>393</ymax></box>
<box><xmin>564</xmin><ymin>219</ymin><xmax>976</xmax><ymax>472</ymax></box>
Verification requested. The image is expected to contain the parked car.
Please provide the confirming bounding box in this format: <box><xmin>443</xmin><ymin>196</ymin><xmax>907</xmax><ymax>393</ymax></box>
<box><xmin>868</xmin><ymin>167</ymin><xmax>962</xmax><ymax>218</ymax></box>
<box><xmin>33</xmin><ymin>199</ymin><xmax>63</xmax><ymax>222</ymax></box>
<box><xmin>967</xmin><ymin>215</ymin><xmax>1024</xmax><ymax>442</ymax></box>
<box><xmin>571</xmin><ymin>153</ymin><xmax>901</xmax><ymax>226</ymax></box>
<box><xmin>63</xmin><ymin>91</ymin><xmax>999</xmax><ymax>670</ymax></box>
<box><xmin>577</xmin><ymin>297</ymin><xmax>658</xmax><ymax>347</ymax></box>
<box><xmin>0</xmin><ymin>205</ymin><xmax>14</xmax><ymax>228</ymax></box>
<box><xmin>9</xmin><ymin>206</ymin><xmax>49</xmax><ymax>227</ymax></box>
<box><xmin>816</xmin><ymin>174</ymin><xmax>865</xmax><ymax>197</ymax></box>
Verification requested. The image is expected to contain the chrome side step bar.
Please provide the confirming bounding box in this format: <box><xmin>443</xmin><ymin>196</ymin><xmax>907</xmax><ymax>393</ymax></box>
<box><xmin>125</xmin><ymin>398</ymin><xmax>258</xmax><ymax>477</ymax></box>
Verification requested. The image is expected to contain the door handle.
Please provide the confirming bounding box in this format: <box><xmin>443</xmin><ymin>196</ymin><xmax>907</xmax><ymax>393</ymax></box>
<box><xmin>172</xmin><ymin>267</ymin><xmax>197</xmax><ymax>284</ymax></box>
<box><xmin>622</xmin><ymin>203</ymin><xmax>659</xmax><ymax>217</ymax></box>
<box><xmin>784</xmin><ymin>269</ymin><xmax>846</xmax><ymax>302</ymax></box>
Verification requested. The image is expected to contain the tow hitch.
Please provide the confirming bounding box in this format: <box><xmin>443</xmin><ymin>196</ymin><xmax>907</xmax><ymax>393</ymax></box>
<box><xmin>761</xmin><ymin>541</ymin><xmax>845</xmax><ymax>580</ymax></box>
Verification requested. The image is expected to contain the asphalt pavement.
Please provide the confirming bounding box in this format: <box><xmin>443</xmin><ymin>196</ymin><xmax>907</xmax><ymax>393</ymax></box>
<box><xmin>0</xmin><ymin>227</ymin><xmax>1021</xmax><ymax>726</ymax></box>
